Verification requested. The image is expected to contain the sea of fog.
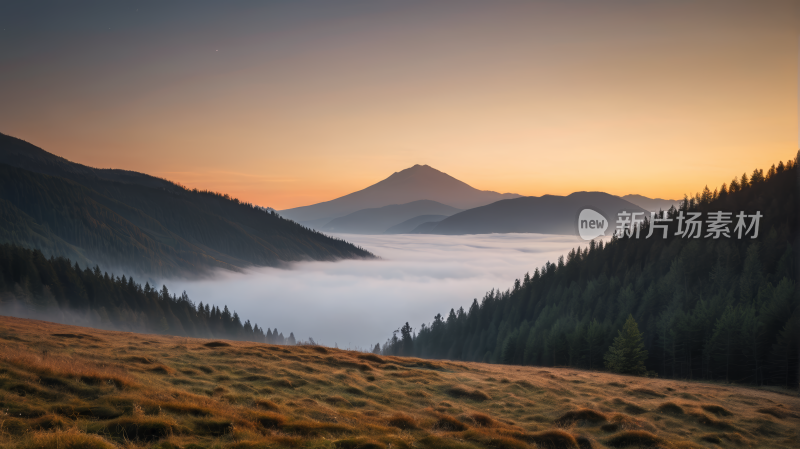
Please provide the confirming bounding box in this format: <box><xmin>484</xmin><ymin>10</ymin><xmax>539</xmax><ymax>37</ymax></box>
<box><xmin>166</xmin><ymin>233</ymin><xmax>587</xmax><ymax>350</ymax></box>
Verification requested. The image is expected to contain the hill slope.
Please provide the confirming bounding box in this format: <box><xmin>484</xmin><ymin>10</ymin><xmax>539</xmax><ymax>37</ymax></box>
<box><xmin>0</xmin><ymin>133</ymin><xmax>373</xmax><ymax>277</ymax></box>
<box><xmin>385</xmin><ymin>214</ymin><xmax>449</xmax><ymax>234</ymax></box>
<box><xmin>1</xmin><ymin>316</ymin><xmax>798</xmax><ymax>449</ymax></box>
<box><xmin>386</xmin><ymin>156</ymin><xmax>799</xmax><ymax>388</ymax></box>
<box><xmin>279</xmin><ymin>164</ymin><xmax>520</xmax><ymax>226</ymax></box>
<box><xmin>321</xmin><ymin>200</ymin><xmax>461</xmax><ymax>235</ymax></box>
<box><xmin>0</xmin><ymin>244</ymin><xmax>296</xmax><ymax>344</ymax></box>
<box><xmin>425</xmin><ymin>192</ymin><xmax>647</xmax><ymax>236</ymax></box>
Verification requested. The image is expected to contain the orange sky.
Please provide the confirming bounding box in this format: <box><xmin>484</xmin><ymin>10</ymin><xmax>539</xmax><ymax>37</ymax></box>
<box><xmin>1</xmin><ymin>1</ymin><xmax>796</xmax><ymax>210</ymax></box>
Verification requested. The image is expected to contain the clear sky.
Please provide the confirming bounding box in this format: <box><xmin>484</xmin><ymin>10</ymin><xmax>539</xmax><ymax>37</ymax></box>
<box><xmin>1</xmin><ymin>0</ymin><xmax>796</xmax><ymax>210</ymax></box>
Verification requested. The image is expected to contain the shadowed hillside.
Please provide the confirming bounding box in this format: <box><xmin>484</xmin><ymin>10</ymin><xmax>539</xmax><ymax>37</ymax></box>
<box><xmin>0</xmin><ymin>133</ymin><xmax>373</xmax><ymax>277</ymax></box>
<box><xmin>0</xmin><ymin>244</ymin><xmax>296</xmax><ymax>344</ymax></box>
<box><xmin>385</xmin><ymin>155</ymin><xmax>799</xmax><ymax>389</ymax></box>
<box><xmin>424</xmin><ymin>192</ymin><xmax>646</xmax><ymax>235</ymax></box>
<box><xmin>1</xmin><ymin>316</ymin><xmax>798</xmax><ymax>449</ymax></box>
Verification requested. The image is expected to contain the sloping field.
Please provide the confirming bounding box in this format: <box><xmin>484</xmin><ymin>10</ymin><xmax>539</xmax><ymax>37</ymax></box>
<box><xmin>0</xmin><ymin>316</ymin><xmax>797</xmax><ymax>449</ymax></box>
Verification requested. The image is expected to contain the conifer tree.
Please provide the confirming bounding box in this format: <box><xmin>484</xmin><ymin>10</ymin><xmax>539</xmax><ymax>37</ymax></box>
<box><xmin>400</xmin><ymin>322</ymin><xmax>414</xmax><ymax>356</ymax></box>
<box><xmin>604</xmin><ymin>315</ymin><xmax>648</xmax><ymax>376</ymax></box>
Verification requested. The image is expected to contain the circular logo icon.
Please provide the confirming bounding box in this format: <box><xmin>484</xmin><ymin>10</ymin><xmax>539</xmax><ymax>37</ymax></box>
<box><xmin>578</xmin><ymin>208</ymin><xmax>608</xmax><ymax>240</ymax></box>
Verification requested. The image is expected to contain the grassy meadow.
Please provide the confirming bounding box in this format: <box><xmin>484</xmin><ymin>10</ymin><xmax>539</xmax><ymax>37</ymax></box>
<box><xmin>0</xmin><ymin>316</ymin><xmax>798</xmax><ymax>449</ymax></box>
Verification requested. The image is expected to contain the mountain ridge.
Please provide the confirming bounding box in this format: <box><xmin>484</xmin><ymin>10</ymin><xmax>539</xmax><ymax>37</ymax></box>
<box><xmin>320</xmin><ymin>199</ymin><xmax>461</xmax><ymax>235</ymax></box>
<box><xmin>621</xmin><ymin>194</ymin><xmax>680</xmax><ymax>212</ymax></box>
<box><xmin>279</xmin><ymin>164</ymin><xmax>520</xmax><ymax>226</ymax></box>
<box><xmin>0</xmin><ymin>132</ymin><xmax>374</xmax><ymax>277</ymax></box>
<box><xmin>421</xmin><ymin>191</ymin><xmax>647</xmax><ymax>236</ymax></box>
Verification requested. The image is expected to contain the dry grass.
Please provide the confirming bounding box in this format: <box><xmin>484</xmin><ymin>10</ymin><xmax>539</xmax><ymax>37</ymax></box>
<box><xmin>0</xmin><ymin>316</ymin><xmax>799</xmax><ymax>449</ymax></box>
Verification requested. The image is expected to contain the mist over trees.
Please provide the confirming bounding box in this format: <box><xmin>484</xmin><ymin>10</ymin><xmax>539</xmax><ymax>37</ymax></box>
<box><xmin>384</xmin><ymin>156</ymin><xmax>799</xmax><ymax>388</ymax></box>
<box><xmin>0</xmin><ymin>244</ymin><xmax>294</xmax><ymax>343</ymax></box>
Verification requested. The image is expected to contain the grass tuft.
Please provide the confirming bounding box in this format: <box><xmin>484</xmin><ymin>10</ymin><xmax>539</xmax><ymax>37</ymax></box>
<box><xmin>469</xmin><ymin>412</ymin><xmax>496</xmax><ymax>427</ymax></box>
<box><xmin>17</xmin><ymin>428</ymin><xmax>116</xmax><ymax>449</ymax></box>
<box><xmin>756</xmin><ymin>407</ymin><xmax>799</xmax><ymax>420</ymax></box>
<box><xmin>324</xmin><ymin>396</ymin><xmax>352</xmax><ymax>407</ymax></box>
<box><xmin>701</xmin><ymin>404</ymin><xmax>732</xmax><ymax>417</ymax></box>
<box><xmin>30</xmin><ymin>414</ymin><xmax>69</xmax><ymax>431</ymax></box>
<box><xmin>148</xmin><ymin>365</ymin><xmax>175</xmax><ymax>375</ymax></box>
<box><xmin>693</xmin><ymin>413</ymin><xmax>736</xmax><ymax>431</ymax></box>
<box><xmin>1</xmin><ymin>417</ymin><xmax>29</xmax><ymax>436</ymax></box>
<box><xmin>255</xmin><ymin>412</ymin><xmax>286</xmax><ymax>428</ymax></box>
<box><xmin>446</xmin><ymin>385</ymin><xmax>491</xmax><ymax>401</ymax></box>
<box><xmin>92</xmin><ymin>416</ymin><xmax>176</xmax><ymax>442</ymax></box>
<box><xmin>518</xmin><ymin>429</ymin><xmax>580</xmax><ymax>449</ymax></box>
<box><xmin>514</xmin><ymin>379</ymin><xmax>536</xmax><ymax>389</ymax></box>
<box><xmin>126</xmin><ymin>356</ymin><xmax>155</xmax><ymax>364</ymax></box>
<box><xmin>52</xmin><ymin>404</ymin><xmax>123</xmax><ymax>420</ymax></box>
<box><xmin>435</xmin><ymin>415</ymin><xmax>468</xmax><ymax>431</ymax></box>
<box><xmin>334</xmin><ymin>437</ymin><xmax>385</xmax><ymax>449</ymax></box>
<box><xmin>630</xmin><ymin>388</ymin><xmax>665</xmax><ymax>398</ymax></box>
<box><xmin>254</xmin><ymin>398</ymin><xmax>279</xmax><ymax>411</ymax></box>
<box><xmin>655</xmin><ymin>402</ymin><xmax>684</xmax><ymax>415</ymax></box>
<box><xmin>203</xmin><ymin>341</ymin><xmax>231</xmax><ymax>348</ymax></box>
<box><xmin>601</xmin><ymin>414</ymin><xmax>656</xmax><ymax>433</ymax></box>
<box><xmin>281</xmin><ymin>421</ymin><xmax>355</xmax><ymax>437</ymax></box>
<box><xmin>611</xmin><ymin>398</ymin><xmax>646</xmax><ymax>415</ymax></box>
<box><xmin>387</xmin><ymin>413</ymin><xmax>417</xmax><ymax>430</ymax></box>
<box><xmin>464</xmin><ymin>429</ymin><xmax>528</xmax><ymax>449</ymax></box>
<box><xmin>554</xmin><ymin>409</ymin><xmax>607</xmax><ymax>426</ymax></box>
<box><xmin>193</xmin><ymin>418</ymin><xmax>233</xmax><ymax>436</ymax></box>
<box><xmin>604</xmin><ymin>430</ymin><xmax>664</xmax><ymax>448</ymax></box>
<box><xmin>358</xmin><ymin>354</ymin><xmax>384</xmax><ymax>364</ymax></box>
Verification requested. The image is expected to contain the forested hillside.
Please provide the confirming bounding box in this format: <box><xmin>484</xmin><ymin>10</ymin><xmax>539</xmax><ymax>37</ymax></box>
<box><xmin>385</xmin><ymin>155</ymin><xmax>799</xmax><ymax>388</ymax></box>
<box><xmin>0</xmin><ymin>132</ymin><xmax>373</xmax><ymax>277</ymax></box>
<box><xmin>0</xmin><ymin>244</ymin><xmax>294</xmax><ymax>343</ymax></box>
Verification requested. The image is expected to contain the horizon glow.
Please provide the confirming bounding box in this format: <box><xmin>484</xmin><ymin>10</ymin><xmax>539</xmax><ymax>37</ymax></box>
<box><xmin>0</xmin><ymin>1</ymin><xmax>796</xmax><ymax>209</ymax></box>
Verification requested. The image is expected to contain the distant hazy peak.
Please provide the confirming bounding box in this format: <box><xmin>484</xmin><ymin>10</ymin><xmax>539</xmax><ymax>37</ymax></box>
<box><xmin>388</xmin><ymin>164</ymin><xmax>454</xmax><ymax>179</ymax></box>
<box><xmin>279</xmin><ymin>163</ymin><xmax>521</xmax><ymax>224</ymax></box>
<box><xmin>620</xmin><ymin>194</ymin><xmax>681</xmax><ymax>212</ymax></box>
<box><xmin>622</xmin><ymin>193</ymin><xmax>678</xmax><ymax>202</ymax></box>
<box><xmin>384</xmin><ymin>164</ymin><xmax>517</xmax><ymax>194</ymax></box>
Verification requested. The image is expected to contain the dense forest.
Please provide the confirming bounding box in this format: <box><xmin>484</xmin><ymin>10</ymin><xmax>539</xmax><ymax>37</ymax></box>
<box><xmin>0</xmin><ymin>132</ymin><xmax>374</xmax><ymax>278</ymax></box>
<box><xmin>0</xmin><ymin>244</ymin><xmax>295</xmax><ymax>344</ymax></box>
<box><xmin>385</xmin><ymin>155</ymin><xmax>799</xmax><ymax>388</ymax></box>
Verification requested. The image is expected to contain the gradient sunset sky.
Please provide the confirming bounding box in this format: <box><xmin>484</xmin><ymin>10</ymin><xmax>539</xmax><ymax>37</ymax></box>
<box><xmin>1</xmin><ymin>1</ymin><xmax>796</xmax><ymax>210</ymax></box>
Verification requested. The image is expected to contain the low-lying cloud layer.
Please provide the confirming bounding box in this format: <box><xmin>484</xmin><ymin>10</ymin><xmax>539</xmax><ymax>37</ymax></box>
<box><xmin>166</xmin><ymin>233</ymin><xmax>586</xmax><ymax>349</ymax></box>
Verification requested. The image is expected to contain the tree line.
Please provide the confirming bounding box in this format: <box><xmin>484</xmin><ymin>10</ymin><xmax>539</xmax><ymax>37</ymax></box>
<box><xmin>383</xmin><ymin>155</ymin><xmax>799</xmax><ymax>388</ymax></box>
<box><xmin>0</xmin><ymin>244</ymin><xmax>295</xmax><ymax>344</ymax></box>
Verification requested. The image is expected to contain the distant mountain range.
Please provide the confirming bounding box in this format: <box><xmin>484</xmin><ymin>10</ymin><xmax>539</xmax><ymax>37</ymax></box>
<box><xmin>621</xmin><ymin>194</ymin><xmax>680</xmax><ymax>212</ymax></box>
<box><xmin>0</xmin><ymin>132</ymin><xmax>373</xmax><ymax>277</ymax></box>
<box><xmin>277</xmin><ymin>164</ymin><xmax>665</xmax><ymax>237</ymax></box>
<box><xmin>320</xmin><ymin>200</ymin><xmax>461</xmax><ymax>235</ymax></box>
<box><xmin>418</xmin><ymin>192</ymin><xmax>647</xmax><ymax>235</ymax></box>
<box><xmin>279</xmin><ymin>164</ymin><xmax>520</xmax><ymax>227</ymax></box>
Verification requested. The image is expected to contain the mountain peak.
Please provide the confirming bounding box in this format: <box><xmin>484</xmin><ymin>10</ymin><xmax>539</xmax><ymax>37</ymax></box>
<box><xmin>280</xmin><ymin>164</ymin><xmax>522</xmax><ymax>225</ymax></box>
<box><xmin>396</xmin><ymin>164</ymin><xmax>434</xmax><ymax>173</ymax></box>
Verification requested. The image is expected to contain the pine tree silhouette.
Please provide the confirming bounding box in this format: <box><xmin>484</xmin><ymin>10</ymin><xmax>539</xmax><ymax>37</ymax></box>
<box><xmin>604</xmin><ymin>315</ymin><xmax>648</xmax><ymax>376</ymax></box>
